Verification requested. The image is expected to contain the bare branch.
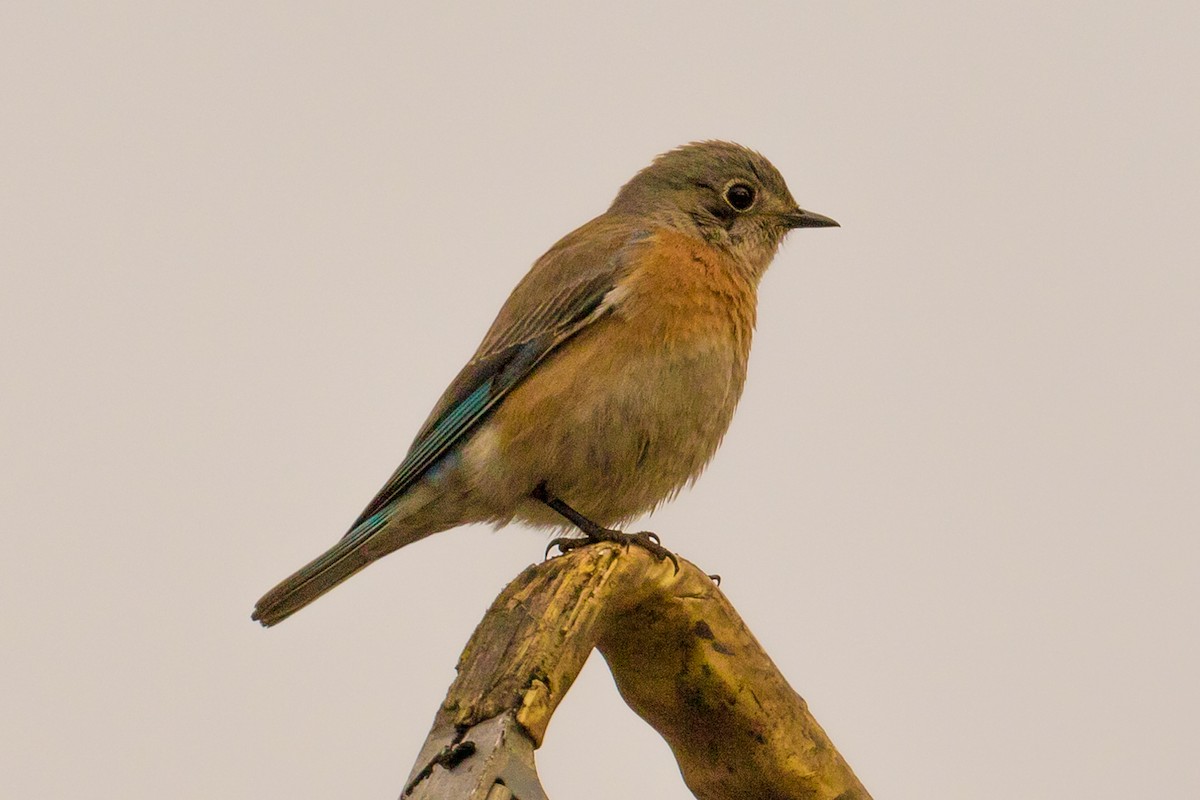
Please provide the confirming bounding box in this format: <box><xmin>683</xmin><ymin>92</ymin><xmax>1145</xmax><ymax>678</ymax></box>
<box><xmin>404</xmin><ymin>543</ymin><xmax>870</xmax><ymax>800</ymax></box>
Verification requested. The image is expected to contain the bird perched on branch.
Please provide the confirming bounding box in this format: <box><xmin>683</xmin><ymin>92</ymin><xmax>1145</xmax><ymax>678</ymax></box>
<box><xmin>253</xmin><ymin>141</ymin><xmax>837</xmax><ymax>626</ymax></box>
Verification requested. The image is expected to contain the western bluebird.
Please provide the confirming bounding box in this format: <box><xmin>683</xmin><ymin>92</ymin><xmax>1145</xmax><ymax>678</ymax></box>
<box><xmin>253</xmin><ymin>141</ymin><xmax>837</xmax><ymax>626</ymax></box>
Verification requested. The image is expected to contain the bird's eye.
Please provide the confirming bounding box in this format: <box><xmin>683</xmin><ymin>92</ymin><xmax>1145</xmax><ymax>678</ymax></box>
<box><xmin>723</xmin><ymin>182</ymin><xmax>756</xmax><ymax>212</ymax></box>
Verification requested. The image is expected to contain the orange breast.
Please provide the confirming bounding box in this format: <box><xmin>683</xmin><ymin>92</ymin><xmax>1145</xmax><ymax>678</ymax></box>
<box><xmin>617</xmin><ymin>228</ymin><xmax>758</xmax><ymax>353</ymax></box>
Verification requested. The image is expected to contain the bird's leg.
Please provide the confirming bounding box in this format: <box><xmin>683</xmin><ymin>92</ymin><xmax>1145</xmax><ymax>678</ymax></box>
<box><xmin>533</xmin><ymin>484</ymin><xmax>678</xmax><ymax>572</ymax></box>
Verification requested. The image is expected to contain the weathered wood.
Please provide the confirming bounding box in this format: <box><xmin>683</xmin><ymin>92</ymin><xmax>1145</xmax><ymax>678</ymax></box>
<box><xmin>402</xmin><ymin>713</ymin><xmax>546</xmax><ymax>800</ymax></box>
<box><xmin>440</xmin><ymin>543</ymin><xmax>632</xmax><ymax>743</ymax></box>
<box><xmin>406</xmin><ymin>542</ymin><xmax>871</xmax><ymax>800</ymax></box>
<box><xmin>596</xmin><ymin>555</ymin><xmax>869</xmax><ymax>800</ymax></box>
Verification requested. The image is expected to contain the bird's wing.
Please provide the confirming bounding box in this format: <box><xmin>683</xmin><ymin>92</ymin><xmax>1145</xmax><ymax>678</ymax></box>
<box><xmin>345</xmin><ymin>216</ymin><xmax>649</xmax><ymax>534</ymax></box>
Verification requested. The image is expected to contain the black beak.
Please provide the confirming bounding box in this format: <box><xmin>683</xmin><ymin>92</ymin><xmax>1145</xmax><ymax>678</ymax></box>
<box><xmin>782</xmin><ymin>208</ymin><xmax>839</xmax><ymax>229</ymax></box>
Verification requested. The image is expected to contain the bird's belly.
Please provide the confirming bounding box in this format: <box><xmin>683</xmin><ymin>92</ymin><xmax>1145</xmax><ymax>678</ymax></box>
<box><xmin>465</xmin><ymin>319</ymin><xmax>748</xmax><ymax>528</ymax></box>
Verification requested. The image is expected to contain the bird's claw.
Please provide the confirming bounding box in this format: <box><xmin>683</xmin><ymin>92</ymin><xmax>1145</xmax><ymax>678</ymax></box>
<box><xmin>545</xmin><ymin>535</ymin><xmax>588</xmax><ymax>559</ymax></box>
<box><xmin>627</xmin><ymin>530</ymin><xmax>679</xmax><ymax>573</ymax></box>
<box><xmin>544</xmin><ymin>528</ymin><xmax>679</xmax><ymax>573</ymax></box>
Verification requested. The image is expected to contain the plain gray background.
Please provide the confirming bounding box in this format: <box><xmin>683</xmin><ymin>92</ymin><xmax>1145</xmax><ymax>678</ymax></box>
<box><xmin>3</xmin><ymin>3</ymin><xmax>1197</xmax><ymax>798</ymax></box>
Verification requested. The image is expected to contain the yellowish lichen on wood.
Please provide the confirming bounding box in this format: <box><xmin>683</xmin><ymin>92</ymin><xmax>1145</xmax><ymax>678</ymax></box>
<box><xmin>440</xmin><ymin>544</ymin><xmax>626</xmax><ymax>741</ymax></box>
<box><xmin>425</xmin><ymin>542</ymin><xmax>870</xmax><ymax>800</ymax></box>
<box><xmin>596</xmin><ymin>556</ymin><xmax>867</xmax><ymax>800</ymax></box>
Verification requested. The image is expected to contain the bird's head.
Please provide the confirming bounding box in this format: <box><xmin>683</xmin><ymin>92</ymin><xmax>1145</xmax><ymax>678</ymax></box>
<box><xmin>609</xmin><ymin>140</ymin><xmax>837</xmax><ymax>280</ymax></box>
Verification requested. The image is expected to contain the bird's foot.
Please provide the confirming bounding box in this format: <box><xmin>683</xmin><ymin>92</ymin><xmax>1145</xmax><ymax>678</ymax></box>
<box><xmin>533</xmin><ymin>484</ymin><xmax>678</xmax><ymax>572</ymax></box>
<box><xmin>545</xmin><ymin>527</ymin><xmax>679</xmax><ymax>572</ymax></box>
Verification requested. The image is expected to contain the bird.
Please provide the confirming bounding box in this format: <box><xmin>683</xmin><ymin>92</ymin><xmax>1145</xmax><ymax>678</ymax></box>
<box><xmin>252</xmin><ymin>141</ymin><xmax>837</xmax><ymax>626</ymax></box>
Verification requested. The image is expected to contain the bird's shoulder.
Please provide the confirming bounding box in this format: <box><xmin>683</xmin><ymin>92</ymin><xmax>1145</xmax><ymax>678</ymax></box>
<box><xmin>474</xmin><ymin>214</ymin><xmax>652</xmax><ymax>354</ymax></box>
<box><xmin>405</xmin><ymin>215</ymin><xmax>649</xmax><ymax>448</ymax></box>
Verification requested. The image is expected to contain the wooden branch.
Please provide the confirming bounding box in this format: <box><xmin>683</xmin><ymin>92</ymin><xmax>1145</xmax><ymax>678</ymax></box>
<box><xmin>404</xmin><ymin>542</ymin><xmax>871</xmax><ymax>800</ymax></box>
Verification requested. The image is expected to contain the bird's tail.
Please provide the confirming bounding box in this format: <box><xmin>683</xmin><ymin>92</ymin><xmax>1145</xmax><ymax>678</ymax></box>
<box><xmin>252</xmin><ymin>516</ymin><xmax>396</xmax><ymax>627</ymax></box>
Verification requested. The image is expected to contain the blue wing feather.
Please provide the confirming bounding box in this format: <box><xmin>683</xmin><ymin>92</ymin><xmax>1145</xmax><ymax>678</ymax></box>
<box><xmin>344</xmin><ymin>333</ymin><xmax>581</xmax><ymax>535</ymax></box>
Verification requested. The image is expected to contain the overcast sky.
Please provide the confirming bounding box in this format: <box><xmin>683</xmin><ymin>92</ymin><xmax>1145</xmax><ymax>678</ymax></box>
<box><xmin>3</xmin><ymin>3</ymin><xmax>1197</xmax><ymax>798</ymax></box>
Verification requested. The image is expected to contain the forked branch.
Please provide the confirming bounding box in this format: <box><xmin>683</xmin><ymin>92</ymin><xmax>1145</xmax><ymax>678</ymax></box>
<box><xmin>403</xmin><ymin>543</ymin><xmax>870</xmax><ymax>800</ymax></box>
